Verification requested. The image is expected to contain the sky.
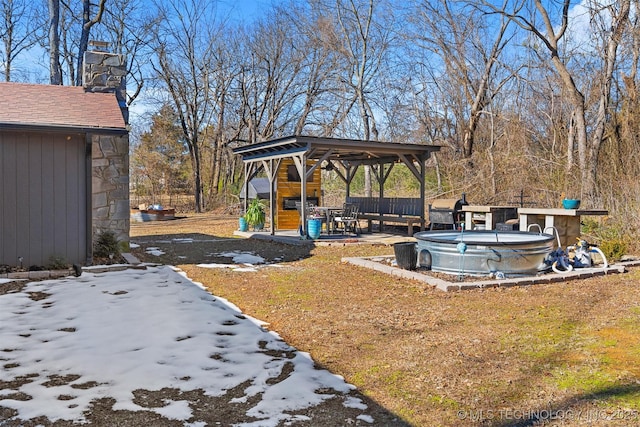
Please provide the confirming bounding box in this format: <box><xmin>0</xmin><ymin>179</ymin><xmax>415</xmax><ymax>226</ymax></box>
<box><xmin>218</xmin><ymin>0</ymin><xmax>283</xmax><ymax>21</ymax></box>
<box><xmin>0</xmin><ymin>261</ymin><xmax>378</xmax><ymax>425</ymax></box>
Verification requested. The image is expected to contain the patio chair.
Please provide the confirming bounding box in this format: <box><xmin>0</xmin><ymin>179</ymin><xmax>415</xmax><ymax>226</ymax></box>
<box><xmin>332</xmin><ymin>203</ymin><xmax>360</xmax><ymax>235</ymax></box>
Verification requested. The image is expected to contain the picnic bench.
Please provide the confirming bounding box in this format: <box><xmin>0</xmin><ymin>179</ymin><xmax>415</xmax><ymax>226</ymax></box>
<box><xmin>346</xmin><ymin>197</ymin><xmax>425</xmax><ymax>236</ymax></box>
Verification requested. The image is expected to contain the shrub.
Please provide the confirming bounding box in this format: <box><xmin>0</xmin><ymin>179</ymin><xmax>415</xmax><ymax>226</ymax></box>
<box><xmin>93</xmin><ymin>230</ymin><xmax>121</xmax><ymax>259</ymax></box>
<box><xmin>581</xmin><ymin>218</ymin><xmax>629</xmax><ymax>262</ymax></box>
<box><xmin>46</xmin><ymin>256</ymin><xmax>70</xmax><ymax>270</ymax></box>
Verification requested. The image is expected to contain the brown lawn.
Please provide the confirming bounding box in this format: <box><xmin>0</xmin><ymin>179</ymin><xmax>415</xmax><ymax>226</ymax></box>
<box><xmin>131</xmin><ymin>214</ymin><xmax>640</xmax><ymax>426</ymax></box>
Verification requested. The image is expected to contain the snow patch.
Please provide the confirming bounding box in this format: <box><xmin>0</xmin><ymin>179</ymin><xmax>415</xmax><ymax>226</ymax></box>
<box><xmin>0</xmin><ymin>266</ymin><xmax>361</xmax><ymax>425</ymax></box>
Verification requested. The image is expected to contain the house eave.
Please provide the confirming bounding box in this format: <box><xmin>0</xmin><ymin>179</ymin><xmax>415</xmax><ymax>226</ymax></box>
<box><xmin>0</xmin><ymin>122</ymin><xmax>128</xmax><ymax>136</ymax></box>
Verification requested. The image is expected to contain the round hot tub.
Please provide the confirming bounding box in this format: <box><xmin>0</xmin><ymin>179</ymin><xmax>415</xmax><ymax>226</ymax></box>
<box><xmin>414</xmin><ymin>230</ymin><xmax>555</xmax><ymax>276</ymax></box>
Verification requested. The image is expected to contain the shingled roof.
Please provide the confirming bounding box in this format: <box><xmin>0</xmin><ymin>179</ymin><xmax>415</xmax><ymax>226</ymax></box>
<box><xmin>0</xmin><ymin>82</ymin><xmax>127</xmax><ymax>134</ymax></box>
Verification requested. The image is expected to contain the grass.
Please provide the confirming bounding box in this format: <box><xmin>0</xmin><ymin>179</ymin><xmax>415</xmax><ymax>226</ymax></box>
<box><xmin>131</xmin><ymin>214</ymin><xmax>640</xmax><ymax>426</ymax></box>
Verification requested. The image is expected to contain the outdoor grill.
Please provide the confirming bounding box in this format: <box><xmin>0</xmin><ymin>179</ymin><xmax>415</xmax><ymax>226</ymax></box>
<box><xmin>428</xmin><ymin>194</ymin><xmax>468</xmax><ymax>230</ymax></box>
<box><xmin>282</xmin><ymin>196</ymin><xmax>319</xmax><ymax>210</ymax></box>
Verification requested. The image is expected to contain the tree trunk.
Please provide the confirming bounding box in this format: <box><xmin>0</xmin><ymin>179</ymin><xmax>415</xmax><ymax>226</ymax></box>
<box><xmin>566</xmin><ymin>111</ymin><xmax>575</xmax><ymax>175</ymax></box>
<box><xmin>76</xmin><ymin>0</ymin><xmax>106</xmax><ymax>86</ymax></box>
<box><xmin>48</xmin><ymin>0</ymin><xmax>62</xmax><ymax>85</ymax></box>
<box><xmin>189</xmin><ymin>142</ymin><xmax>204</xmax><ymax>213</ymax></box>
<box><xmin>360</xmin><ymin>94</ymin><xmax>372</xmax><ymax>196</ymax></box>
<box><xmin>549</xmin><ymin>54</ymin><xmax>587</xmax><ymax>197</ymax></box>
<box><xmin>2</xmin><ymin>2</ymin><xmax>12</xmax><ymax>81</ymax></box>
<box><xmin>462</xmin><ymin>15</ymin><xmax>510</xmax><ymax>158</ymax></box>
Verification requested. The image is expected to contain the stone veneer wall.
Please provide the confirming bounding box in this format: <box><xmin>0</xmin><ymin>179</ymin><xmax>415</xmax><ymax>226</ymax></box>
<box><xmin>92</xmin><ymin>134</ymin><xmax>130</xmax><ymax>250</ymax></box>
<box><xmin>83</xmin><ymin>49</ymin><xmax>130</xmax><ymax>253</ymax></box>
<box><xmin>83</xmin><ymin>50</ymin><xmax>127</xmax><ymax>114</ymax></box>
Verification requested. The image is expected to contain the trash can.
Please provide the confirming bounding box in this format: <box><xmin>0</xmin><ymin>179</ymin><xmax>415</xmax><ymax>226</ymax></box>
<box><xmin>394</xmin><ymin>242</ymin><xmax>417</xmax><ymax>270</ymax></box>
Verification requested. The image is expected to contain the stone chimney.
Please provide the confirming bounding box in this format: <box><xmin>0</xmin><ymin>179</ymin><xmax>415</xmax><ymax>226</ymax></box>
<box><xmin>83</xmin><ymin>40</ymin><xmax>131</xmax><ymax>256</ymax></box>
<box><xmin>82</xmin><ymin>41</ymin><xmax>128</xmax><ymax>124</ymax></box>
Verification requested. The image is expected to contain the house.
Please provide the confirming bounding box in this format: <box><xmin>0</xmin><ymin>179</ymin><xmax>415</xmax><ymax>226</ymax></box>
<box><xmin>0</xmin><ymin>49</ymin><xmax>129</xmax><ymax>268</ymax></box>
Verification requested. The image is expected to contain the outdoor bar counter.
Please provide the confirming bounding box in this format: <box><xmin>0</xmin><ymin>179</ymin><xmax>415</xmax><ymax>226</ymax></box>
<box><xmin>462</xmin><ymin>205</ymin><xmax>518</xmax><ymax>230</ymax></box>
<box><xmin>518</xmin><ymin>207</ymin><xmax>608</xmax><ymax>248</ymax></box>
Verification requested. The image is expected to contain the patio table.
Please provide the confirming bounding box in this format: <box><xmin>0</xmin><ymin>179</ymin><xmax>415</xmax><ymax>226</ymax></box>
<box><xmin>462</xmin><ymin>205</ymin><xmax>518</xmax><ymax>230</ymax></box>
<box><xmin>312</xmin><ymin>206</ymin><xmax>343</xmax><ymax>234</ymax></box>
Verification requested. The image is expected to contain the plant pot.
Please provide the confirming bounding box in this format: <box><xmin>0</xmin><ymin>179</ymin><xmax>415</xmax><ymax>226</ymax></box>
<box><xmin>238</xmin><ymin>217</ymin><xmax>248</xmax><ymax>232</ymax></box>
<box><xmin>394</xmin><ymin>242</ymin><xmax>417</xmax><ymax>270</ymax></box>
<box><xmin>307</xmin><ymin>218</ymin><xmax>322</xmax><ymax>240</ymax></box>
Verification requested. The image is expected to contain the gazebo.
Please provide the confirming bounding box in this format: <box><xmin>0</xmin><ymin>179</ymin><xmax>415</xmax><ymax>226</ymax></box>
<box><xmin>232</xmin><ymin>135</ymin><xmax>441</xmax><ymax>235</ymax></box>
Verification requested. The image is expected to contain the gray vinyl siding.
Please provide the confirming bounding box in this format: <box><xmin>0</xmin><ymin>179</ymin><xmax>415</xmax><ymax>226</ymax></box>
<box><xmin>1</xmin><ymin>131</ymin><xmax>87</xmax><ymax>267</ymax></box>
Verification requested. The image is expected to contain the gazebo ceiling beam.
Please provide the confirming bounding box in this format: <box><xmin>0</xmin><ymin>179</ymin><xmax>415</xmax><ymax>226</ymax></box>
<box><xmin>398</xmin><ymin>153</ymin><xmax>422</xmax><ymax>182</ymax></box>
<box><xmin>328</xmin><ymin>160</ymin><xmax>348</xmax><ymax>184</ymax></box>
<box><xmin>306</xmin><ymin>149</ymin><xmax>334</xmax><ymax>179</ymax></box>
<box><xmin>291</xmin><ymin>154</ymin><xmax>305</xmax><ymax>178</ymax></box>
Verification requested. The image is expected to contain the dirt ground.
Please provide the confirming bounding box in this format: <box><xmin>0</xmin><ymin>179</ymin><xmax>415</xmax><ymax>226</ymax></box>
<box><xmin>0</xmin><ymin>215</ymin><xmax>407</xmax><ymax>427</ymax></box>
<box><xmin>5</xmin><ymin>213</ymin><xmax>639</xmax><ymax>426</ymax></box>
<box><xmin>125</xmin><ymin>214</ymin><xmax>640</xmax><ymax>426</ymax></box>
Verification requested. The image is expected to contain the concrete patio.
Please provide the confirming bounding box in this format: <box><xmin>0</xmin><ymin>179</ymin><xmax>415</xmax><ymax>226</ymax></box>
<box><xmin>233</xmin><ymin>228</ymin><xmax>416</xmax><ymax>247</ymax></box>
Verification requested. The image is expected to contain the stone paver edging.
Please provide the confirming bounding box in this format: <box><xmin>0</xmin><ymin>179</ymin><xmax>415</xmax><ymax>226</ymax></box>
<box><xmin>0</xmin><ymin>253</ymin><xmax>144</xmax><ymax>284</ymax></box>
<box><xmin>342</xmin><ymin>255</ymin><xmax>636</xmax><ymax>292</ymax></box>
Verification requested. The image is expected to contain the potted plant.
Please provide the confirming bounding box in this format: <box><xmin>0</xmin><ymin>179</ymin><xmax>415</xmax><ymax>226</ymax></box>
<box><xmin>244</xmin><ymin>198</ymin><xmax>266</xmax><ymax>230</ymax></box>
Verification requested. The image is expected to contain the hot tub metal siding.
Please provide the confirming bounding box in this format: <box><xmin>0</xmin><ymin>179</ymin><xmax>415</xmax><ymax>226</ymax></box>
<box><xmin>414</xmin><ymin>230</ymin><xmax>555</xmax><ymax>276</ymax></box>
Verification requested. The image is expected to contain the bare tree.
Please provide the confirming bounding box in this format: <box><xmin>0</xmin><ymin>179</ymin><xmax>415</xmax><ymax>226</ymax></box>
<box><xmin>150</xmin><ymin>0</ymin><xmax>220</xmax><ymax>212</ymax></box>
<box><xmin>238</xmin><ymin>14</ymin><xmax>304</xmax><ymax>142</ymax></box>
<box><xmin>238</xmin><ymin>4</ymin><xmax>339</xmax><ymax>142</ymax></box>
<box><xmin>494</xmin><ymin>0</ymin><xmax>630</xmax><ymax>200</ymax></box>
<box><xmin>45</xmin><ymin>0</ymin><xmax>108</xmax><ymax>86</ymax></box>
<box><xmin>410</xmin><ymin>0</ymin><xmax>519</xmax><ymax>160</ymax></box>
<box><xmin>204</xmin><ymin>31</ymin><xmax>243</xmax><ymax>202</ymax></box>
<box><xmin>58</xmin><ymin>4</ymin><xmax>78</xmax><ymax>84</ymax></box>
<box><xmin>585</xmin><ymin>0</ymin><xmax>631</xmax><ymax>201</ymax></box>
<box><xmin>282</xmin><ymin>2</ymin><xmax>342</xmax><ymax>135</ymax></box>
<box><xmin>334</xmin><ymin>0</ymin><xmax>383</xmax><ymax>141</ymax></box>
<box><xmin>0</xmin><ymin>0</ymin><xmax>42</xmax><ymax>81</ymax></box>
<box><xmin>321</xmin><ymin>0</ymin><xmax>391</xmax><ymax>196</ymax></box>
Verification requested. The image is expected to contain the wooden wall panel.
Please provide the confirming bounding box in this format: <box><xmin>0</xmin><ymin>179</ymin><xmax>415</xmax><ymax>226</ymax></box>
<box><xmin>0</xmin><ymin>131</ymin><xmax>87</xmax><ymax>267</ymax></box>
<box><xmin>28</xmin><ymin>134</ymin><xmax>44</xmax><ymax>264</ymax></box>
<box><xmin>276</xmin><ymin>159</ymin><xmax>321</xmax><ymax>230</ymax></box>
<box><xmin>0</xmin><ymin>133</ymin><xmax>17</xmax><ymax>265</ymax></box>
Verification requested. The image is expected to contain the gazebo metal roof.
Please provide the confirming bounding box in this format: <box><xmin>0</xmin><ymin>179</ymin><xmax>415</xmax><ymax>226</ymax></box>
<box><xmin>233</xmin><ymin>135</ymin><xmax>439</xmax><ymax>164</ymax></box>
<box><xmin>233</xmin><ymin>135</ymin><xmax>441</xmax><ymax>235</ymax></box>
